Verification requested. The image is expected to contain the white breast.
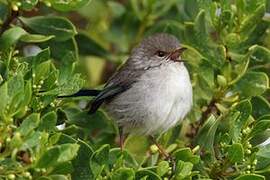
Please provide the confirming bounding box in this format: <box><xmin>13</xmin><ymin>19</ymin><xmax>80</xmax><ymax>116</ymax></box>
<box><xmin>105</xmin><ymin>63</ymin><xmax>192</xmax><ymax>135</ymax></box>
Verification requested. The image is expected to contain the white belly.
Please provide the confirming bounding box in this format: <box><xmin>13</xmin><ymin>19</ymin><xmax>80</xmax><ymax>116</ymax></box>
<box><xmin>105</xmin><ymin>63</ymin><xmax>192</xmax><ymax>135</ymax></box>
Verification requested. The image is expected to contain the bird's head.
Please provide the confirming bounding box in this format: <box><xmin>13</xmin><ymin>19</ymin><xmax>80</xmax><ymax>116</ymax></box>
<box><xmin>131</xmin><ymin>33</ymin><xmax>186</xmax><ymax>67</ymax></box>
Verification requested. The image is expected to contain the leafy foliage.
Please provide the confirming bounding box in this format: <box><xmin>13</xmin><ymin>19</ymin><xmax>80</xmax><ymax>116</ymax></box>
<box><xmin>0</xmin><ymin>0</ymin><xmax>269</xmax><ymax>179</ymax></box>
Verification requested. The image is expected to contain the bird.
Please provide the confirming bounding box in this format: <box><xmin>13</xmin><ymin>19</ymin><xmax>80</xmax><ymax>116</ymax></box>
<box><xmin>61</xmin><ymin>33</ymin><xmax>193</xmax><ymax>157</ymax></box>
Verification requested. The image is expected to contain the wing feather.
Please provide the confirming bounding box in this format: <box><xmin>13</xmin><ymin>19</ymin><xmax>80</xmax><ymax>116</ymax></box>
<box><xmin>89</xmin><ymin>58</ymin><xmax>144</xmax><ymax>114</ymax></box>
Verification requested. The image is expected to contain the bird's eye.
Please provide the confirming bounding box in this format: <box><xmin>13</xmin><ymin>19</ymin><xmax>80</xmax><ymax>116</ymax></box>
<box><xmin>156</xmin><ymin>51</ymin><xmax>166</xmax><ymax>57</ymax></box>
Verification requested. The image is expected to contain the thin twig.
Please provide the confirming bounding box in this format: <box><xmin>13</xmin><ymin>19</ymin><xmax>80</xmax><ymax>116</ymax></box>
<box><xmin>199</xmin><ymin>99</ymin><xmax>216</xmax><ymax>125</ymax></box>
<box><xmin>0</xmin><ymin>10</ymin><xmax>19</xmax><ymax>36</ymax></box>
<box><xmin>187</xmin><ymin>99</ymin><xmax>217</xmax><ymax>141</ymax></box>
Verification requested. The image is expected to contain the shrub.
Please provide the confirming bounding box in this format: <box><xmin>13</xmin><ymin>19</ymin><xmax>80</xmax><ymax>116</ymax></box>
<box><xmin>0</xmin><ymin>0</ymin><xmax>269</xmax><ymax>179</ymax></box>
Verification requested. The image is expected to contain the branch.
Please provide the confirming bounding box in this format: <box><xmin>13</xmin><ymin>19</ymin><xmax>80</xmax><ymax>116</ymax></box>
<box><xmin>0</xmin><ymin>10</ymin><xmax>19</xmax><ymax>36</ymax></box>
<box><xmin>198</xmin><ymin>99</ymin><xmax>217</xmax><ymax>125</ymax></box>
<box><xmin>186</xmin><ymin>99</ymin><xmax>217</xmax><ymax>141</ymax></box>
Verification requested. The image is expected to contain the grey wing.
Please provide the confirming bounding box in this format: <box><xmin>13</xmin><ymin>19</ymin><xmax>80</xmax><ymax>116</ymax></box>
<box><xmin>89</xmin><ymin>59</ymin><xmax>143</xmax><ymax>114</ymax></box>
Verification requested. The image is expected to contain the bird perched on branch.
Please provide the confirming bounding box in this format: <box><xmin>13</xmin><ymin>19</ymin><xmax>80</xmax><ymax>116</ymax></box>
<box><xmin>61</xmin><ymin>33</ymin><xmax>192</xmax><ymax>158</ymax></box>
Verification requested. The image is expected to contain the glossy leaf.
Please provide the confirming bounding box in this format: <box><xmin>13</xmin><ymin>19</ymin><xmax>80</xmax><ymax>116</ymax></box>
<box><xmin>72</xmin><ymin>139</ymin><xmax>94</xmax><ymax>180</ymax></box>
<box><xmin>195</xmin><ymin>115</ymin><xmax>220</xmax><ymax>157</ymax></box>
<box><xmin>234</xmin><ymin>71</ymin><xmax>269</xmax><ymax>97</ymax></box>
<box><xmin>112</xmin><ymin>168</ymin><xmax>135</xmax><ymax>180</ymax></box>
<box><xmin>251</xmin><ymin>96</ymin><xmax>270</xmax><ymax>119</ymax></box>
<box><xmin>173</xmin><ymin>148</ymin><xmax>200</xmax><ymax>164</ymax></box>
<box><xmin>50</xmin><ymin>0</ymin><xmax>91</xmax><ymax>12</ymax></box>
<box><xmin>230</xmin><ymin>100</ymin><xmax>252</xmax><ymax>142</ymax></box>
<box><xmin>227</xmin><ymin>143</ymin><xmax>244</xmax><ymax>163</ymax></box>
<box><xmin>240</xmin><ymin>5</ymin><xmax>265</xmax><ymax>36</ymax></box>
<box><xmin>235</xmin><ymin>174</ymin><xmax>265</xmax><ymax>180</ymax></box>
<box><xmin>90</xmin><ymin>144</ymin><xmax>110</xmax><ymax>178</ymax></box>
<box><xmin>21</xmin><ymin>0</ymin><xmax>38</xmax><ymax>11</ymax></box>
<box><xmin>135</xmin><ymin>169</ymin><xmax>161</xmax><ymax>180</ymax></box>
<box><xmin>36</xmin><ymin>143</ymin><xmax>79</xmax><ymax>168</ymax></box>
<box><xmin>20</xmin><ymin>34</ymin><xmax>55</xmax><ymax>43</ymax></box>
<box><xmin>256</xmin><ymin>144</ymin><xmax>270</xmax><ymax>170</ymax></box>
<box><xmin>174</xmin><ymin>160</ymin><xmax>194</xmax><ymax>179</ymax></box>
<box><xmin>38</xmin><ymin>112</ymin><xmax>57</xmax><ymax>132</ymax></box>
<box><xmin>156</xmin><ymin>161</ymin><xmax>170</xmax><ymax>177</ymax></box>
<box><xmin>17</xmin><ymin>113</ymin><xmax>40</xmax><ymax>136</ymax></box>
<box><xmin>20</xmin><ymin>16</ymin><xmax>77</xmax><ymax>41</ymax></box>
<box><xmin>0</xmin><ymin>27</ymin><xmax>27</xmax><ymax>50</ymax></box>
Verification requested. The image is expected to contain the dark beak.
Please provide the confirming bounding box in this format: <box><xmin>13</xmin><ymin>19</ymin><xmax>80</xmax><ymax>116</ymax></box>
<box><xmin>169</xmin><ymin>47</ymin><xmax>187</xmax><ymax>62</ymax></box>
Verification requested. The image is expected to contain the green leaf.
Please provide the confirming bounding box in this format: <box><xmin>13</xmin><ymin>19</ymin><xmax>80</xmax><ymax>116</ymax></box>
<box><xmin>240</xmin><ymin>5</ymin><xmax>265</xmax><ymax>36</ymax></box>
<box><xmin>20</xmin><ymin>16</ymin><xmax>77</xmax><ymax>41</ymax></box>
<box><xmin>175</xmin><ymin>160</ymin><xmax>194</xmax><ymax>179</ymax></box>
<box><xmin>22</xmin><ymin>80</ymin><xmax>32</xmax><ymax>106</ymax></box>
<box><xmin>8</xmin><ymin>73</ymin><xmax>24</xmax><ymax>97</ymax></box>
<box><xmin>57</xmin><ymin>134</ymin><xmax>77</xmax><ymax>144</ymax></box>
<box><xmin>7</xmin><ymin>73</ymin><xmax>25</xmax><ymax>115</ymax></box>
<box><xmin>33</xmin><ymin>60</ymin><xmax>53</xmax><ymax>84</ymax></box>
<box><xmin>50</xmin><ymin>0</ymin><xmax>90</xmax><ymax>12</ymax></box>
<box><xmin>157</xmin><ymin>161</ymin><xmax>170</xmax><ymax>177</ymax></box>
<box><xmin>125</xmin><ymin>136</ymin><xmax>149</xmax><ymax>164</ymax></box>
<box><xmin>219</xmin><ymin>10</ymin><xmax>233</xmax><ymax>30</ymax></box>
<box><xmin>49</xmin><ymin>175</ymin><xmax>68</xmax><ymax>180</ymax></box>
<box><xmin>17</xmin><ymin>113</ymin><xmax>40</xmax><ymax>136</ymax></box>
<box><xmin>249</xmin><ymin>45</ymin><xmax>270</xmax><ymax>66</ymax></box>
<box><xmin>14</xmin><ymin>80</ymin><xmax>32</xmax><ymax>118</ymax></box>
<box><xmin>36</xmin><ymin>177</ymin><xmax>51</xmax><ymax>180</ymax></box>
<box><xmin>183</xmin><ymin>0</ymin><xmax>199</xmax><ymax>19</ymax></box>
<box><xmin>20</xmin><ymin>131</ymin><xmax>48</xmax><ymax>150</ymax></box>
<box><xmin>199</xmin><ymin>61</ymin><xmax>215</xmax><ymax>88</ymax></box>
<box><xmin>41</xmin><ymin>38</ymin><xmax>78</xmax><ymax>60</ymax></box>
<box><xmin>56</xmin><ymin>73</ymin><xmax>84</xmax><ymax>96</ymax></box>
<box><xmin>90</xmin><ymin>144</ymin><xmax>110</xmax><ymax>178</ymax></box>
<box><xmin>36</xmin><ymin>143</ymin><xmax>79</xmax><ymax>168</ymax></box>
<box><xmin>227</xmin><ymin>143</ymin><xmax>244</xmax><ymax>163</ymax></box>
<box><xmin>135</xmin><ymin>169</ymin><xmax>162</xmax><ymax>180</ymax></box>
<box><xmin>38</xmin><ymin>112</ymin><xmax>57</xmax><ymax>132</ymax></box>
<box><xmin>62</xmin><ymin>107</ymin><xmax>93</xmax><ymax>129</ymax></box>
<box><xmin>75</xmin><ymin>33</ymin><xmax>108</xmax><ymax>57</ymax></box>
<box><xmin>0</xmin><ymin>82</ymin><xmax>9</xmax><ymax>119</ymax></box>
<box><xmin>250</xmin><ymin>130</ymin><xmax>270</xmax><ymax>146</ymax></box>
<box><xmin>229</xmin><ymin>57</ymin><xmax>250</xmax><ymax>85</ymax></box>
<box><xmin>251</xmin><ymin>96</ymin><xmax>270</xmax><ymax>119</ymax></box>
<box><xmin>235</xmin><ymin>174</ymin><xmax>265</xmax><ymax>180</ymax></box>
<box><xmin>257</xmin><ymin>144</ymin><xmax>270</xmax><ymax>170</ymax></box>
<box><xmin>72</xmin><ymin>139</ymin><xmax>94</xmax><ymax>180</ymax></box>
<box><xmin>234</xmin><ymin>71</ymin><xmax>269</xmax><ymax>97</ymax></box>
<box><xmin>108</xmin><ymin>1</ymin><xmax>126</xmax><ymax>18</ymax></box>
<box><xmin>109</xmin><ymin>148</ymin><xmax>138</xmax><ymax>169</ymax></box>
<box><xmin>20</xmin><ymin>34</ymin><xmax>55</xmax><ymax>43</ymax></box>
<box><xmin>173</xmin><ymin>148</ymin><xmax>200</xmax><ymax>164</ymax></box>
<box><xmin>0</xmin><ymin>27</ymin><xmax>27</xmax><ymax>50</ymax></box>
<box><xmin>230</xmin><ymin>100</ymin><xmax>252</xmax><ymax>142</ymax></box>
<box><xmin>32</xmin><ymin>48</ymin><xmax>51</xmax><ymax>65</ymax></box>
<box><xmin>195</xmin><ymin>115</ymin><xmax>219</xmax><ymax>158</ymax></box>
<box><xmin>194</xmin><ymin>10</ymin><xmax>207</xmax><ymax>37</ymax></box>
<box><xmin>21</xmin><ymin>0</ymin><xmax>38</xmax><ymax>11</ymax></box>
<box><xmin>225</xmin><ymin>33</ymin><xmax>241</xmax><ymax>49</ymax></box>
<box><xmin>112</xmin><ymin>168</ymin><xmax>135</xmax><ymax>180</ymax></box>
<box><xmin>50</xmin><ymin>162</ymin><xmax>73</xmax><ymax>175</ymax></box>
<box><xmin>250</xmin><ymin>120</ymin><xmax>270</xmax><ymax>138</ymax></box>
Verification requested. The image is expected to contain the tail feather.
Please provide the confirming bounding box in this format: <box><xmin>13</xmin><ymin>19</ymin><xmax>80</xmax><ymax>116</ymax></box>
<box><xmin>58</xmin><ymin>89</ymin><xmax>101</xmax><ymax>98</ymax></box>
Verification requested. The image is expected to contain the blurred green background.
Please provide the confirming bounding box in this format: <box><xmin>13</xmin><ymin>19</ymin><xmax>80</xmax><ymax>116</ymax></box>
<box><xmin>0</xmin><ymin>0</ymin><xmax>270</xmax><ymax>179</ymax></box>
